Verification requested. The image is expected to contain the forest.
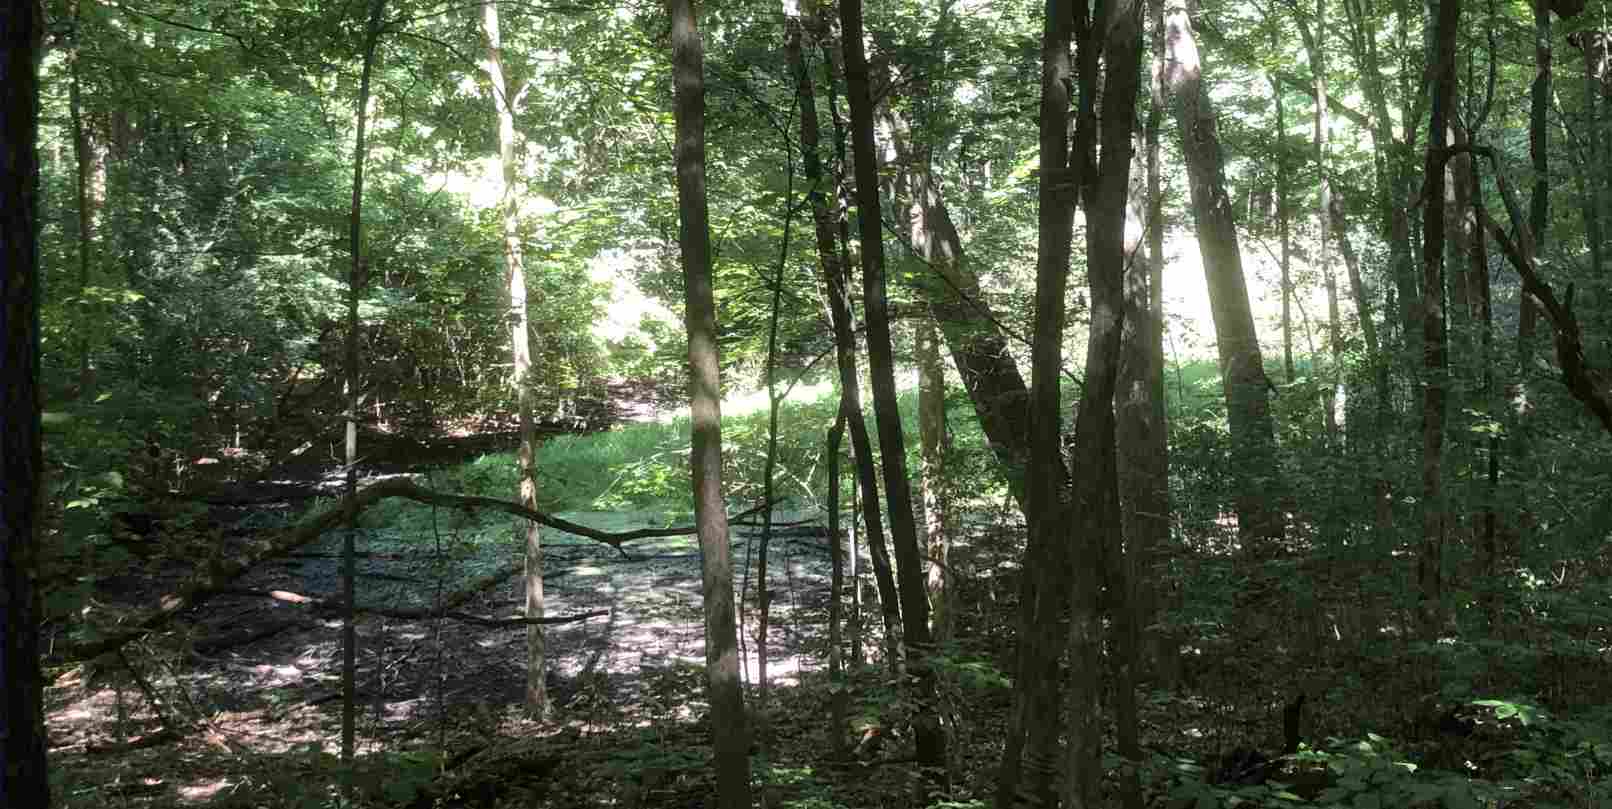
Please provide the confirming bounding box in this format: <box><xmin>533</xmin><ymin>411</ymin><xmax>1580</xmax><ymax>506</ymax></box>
<box><xmin>2</xmin><ymin>0</ymin><xmax>1611</xmax><ymax>805</ymax></box>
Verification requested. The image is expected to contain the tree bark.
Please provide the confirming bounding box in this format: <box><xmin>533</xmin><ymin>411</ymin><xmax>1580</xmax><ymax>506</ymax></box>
<box><xmin>2</xmin><ymin>3</ymin><xmax>51</xmax><ymax>802</ymax></box>
<box><xmin>342</xmin><ymin>0</ymin><xmax>386</xmax><ymax>774</ymax></box>
<box><xmin>916</xmin><ymin>317</ymin><xmax>951</xmax><ymax>642</ymax></box>
<box><xmin>825</xmin><ymin>406</ymin><xmax>849</xmax><ymax>757</ymax></box>
<box><xmin>1111</xmin><ymin>138</ymin><xmax>1152</xmax><ymax>809</ymax></box>
<box><xmin>66</xmin><ymin>0</ymin><xmax>101</xmax><ymax>398</ymax></box>
<box><xmin>1141</xmin><ymin>0</ymin><xmax>1176</xmax><ymax>685</ymax></box>
<box><xmin>478</xmin><ymin>0</ymin><xmax>545</xmax><ymax>718</ymax></box>
<box><xmin>1273</xmin><ymin>73</ymin><xmax>1295</xmax><ymax>382</ymax></box>
<box><xmin>1418</xmin><ymin>0</ymin><xmax>1460</xmax><ymax>639</ymax></box>
<box><xmin>789</xmin><ymin>14</ymin><xmax>901</xmax><ymax>663</ymax></box>
<box><xmin>1162</xmin><ymin>4</ymin><xmax>1284</xmax><ymax>544</ymax></box>
<box><xmin>669</xmin><ymin>0</ymin><xmax>752</xmax><ymax>802</ymax></box>
<box><xmin>840</xmin><ymin>0</ymin><xmax>947</xmax><ymax>783</ymax></box>
<box><xmin>997</xmin><ymin>0</ymin><xmax>1081</xmax><ymax>798</ymax></box>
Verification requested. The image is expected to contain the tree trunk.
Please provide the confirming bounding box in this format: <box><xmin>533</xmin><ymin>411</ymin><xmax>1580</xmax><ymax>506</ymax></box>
<box><xmin>825</xmin><ymin>406</ymin><xmax>849</xmax><ymax>757</ymax></box>
<box><xmin>479</xmin><ymin>0</ymin><xmax>546</xmax><ymax>719</ymax></box>
<box><xmin>1573</xmin><ymin>32</ymin><xmax>1605</xmax><ymax>278</ymax></box>
<box><xmin>756</xmin><ymin>146</ymin><xmax>799</xmax><ymax>748</ymax></box>
<box><xmin>342</xmin><ymin>0</ymin><xmax>386</xmax><ymax>776</ymax></box>
<box><xmin>669</xmin><ymin>0</ymin><xmax>752</xmax><ymax>803</ymax></box>
<box><xmin>1418</xmin><ymin>0</ymin><xmax>1460</xmax><ymax>639</ymax></box>
<box><xmin>2</xmin><ymin>3</ymin><xmax>51</xmax><ymax>802</ymax></box>
<box><xmin>1162</xmin><ymin>3</ymin><xmax>1284</xmax><ymax>544</ymax></box>
<box><xmin>66</xmin><ymin>0</ymin><xmax>101</xmax><ymax>398</ymax></box>
<box><xmin>1068</xmin><ymin>5</ymin><xmax>1144</xmax><ymax>806</ymax></box>
<box><xmin>1142</xmin><ymin>0</ymin><xmax>1177</xmax><ymax>685</ymax></box>
<box><xmin>1111</xmin><ymin>137</ymin><xmax>1151</xmax><ymax>809</ymax></box>
<box><xmin>840</xmin><ymin>0</ymin><xmax>947</xmax><ymax>783</ymax></box>
<box><xmin>1273</xmin><ymin>74</ymin><xmax>1295</xmax><ymax>383</ymax></box>
<box><xmin>916</xmin><ymin>317</ymin><xmax>951</xmax><ymax>642</ymax></box>
<box><xmin>790</xmin><ymin>14</ymin><xmax>901</xmax><ymax>664</ymax></box>
<box><xmin>997</xmin><ymin>0</ymin><xmax>1081</xmax><ymax>799</ymax></box>
<box><xmin>1302</xmin><ymin>0</ymin><xmax>1342</xmax><ymax>442</ymax></box>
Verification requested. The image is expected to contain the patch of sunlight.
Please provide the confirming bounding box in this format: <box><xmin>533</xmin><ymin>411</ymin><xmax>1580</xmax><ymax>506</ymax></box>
<box><xmin>179</xmin><ymin>779</ymin><xmax>231</xmax><ymax>803</ymax></box>
<box><xmin>741</xmin><ymin>654</ymin><xmax>808</xmax><ymax>687</ymax></box>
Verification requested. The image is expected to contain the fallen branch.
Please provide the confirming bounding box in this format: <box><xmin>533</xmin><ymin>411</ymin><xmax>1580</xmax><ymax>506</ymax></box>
<box><xmin>1460</xmin><ymin>143</ymin><xmax>1612</xmax><ymax>436</ymax></box>
<box><xmin>52</xmin><ymin>480</ymin><xmax>765</xmax><ymax>662</ymax></box>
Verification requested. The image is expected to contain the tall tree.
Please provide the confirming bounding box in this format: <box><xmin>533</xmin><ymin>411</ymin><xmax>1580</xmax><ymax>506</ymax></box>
<box><xmin>915</xmin><ymin>317</ymin><xmax>950</xmax><ymax>642</ymax></box>
<box><xmin>1161</xmin><ymin>2</ymin><xmax>1283</xmax><ymax>543</ymax></box>
<box><xmin>63</xmin><ymin>0</ymin><xmax>101</xmax><ymax>397</ymax></box>
<box><xmin>669</xmin><ymin>0</ymin><xmax>751</xmax><ymax>803</ymax></box>
<box><xmin>478</xmin><ymin>0</ymin><xmax>545</xmax><ymax>716</ymax></box>
<box><xmin>2</xmin><ymin>2</ymin><xmax>51</xmax><ymax>804</ymax></box>
<box><xmin>342</xmin><ymin>0</ymin><xmax>387</xmax><ymax>774</ymax></box>
<box><xmin>788</xmin><ymin>9</ymin><xmax>901</xmax><ymax>663</ymax></box>
<box><xmin>839</xmin><ymin>0</ymin><xmax>947</xmax><ymax>782</ymax></box>
<box><xmin>1418</xmin><ymin>0</ymin><xmax>1460</xmax><ymax>639</ymax></box>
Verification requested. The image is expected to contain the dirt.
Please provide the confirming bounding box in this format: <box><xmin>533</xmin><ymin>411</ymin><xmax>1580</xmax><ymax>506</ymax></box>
<box><xmin>43</xmin><ymin>395</ymin><xmax>874</xmax><ymax>808</ymax></box>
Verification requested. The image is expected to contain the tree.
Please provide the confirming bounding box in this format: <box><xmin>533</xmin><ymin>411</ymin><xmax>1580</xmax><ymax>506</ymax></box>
<box><xmin>2</xmin><ymin>2</ymin><xmax>51</xmax><ymax>804</ymax></box>
<box><xmin>840</xmin><ymin>0</ymin><xmax>947</xmax><ymax>783</ymax></box>
<box><xmin>788</xmin><ymin>7</ymin><xmax>902</xmax><ymax>664</ymax></box>
<box><xmin>669</xmin><ymin>0</ymin><xmax>751</xmax><ymax>803</ymax></box>
<box><xmin>1418</xmin><ymin>0</ymin><xmax>1459</xmax><ymax>639</ymax></box>
<box><xmin>1160</xmin><ymin>2</ymin><xmax>1283</xmax><ymax>544</ymax></box>
<box><xmin>342</xmin><ymin>0</ymin><xmax>388</xmax><ymax>775</ymax></box>
<box><xmin>478</xmin><ymin>0</ymin><xmax>547</xmax><ymax>718</ymax></box>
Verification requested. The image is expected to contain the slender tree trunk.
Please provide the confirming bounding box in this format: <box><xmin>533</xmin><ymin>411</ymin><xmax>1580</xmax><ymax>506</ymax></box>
<box><xmin>479</xmin><ymin>0</ymin><xmax>546</xmax><ymax>719</ymax></box>
<box><xmin>1418</xmin><ymin>0</ymin><xmax>1459</xmax><ymax>639</ymax></box>
<box><xmin>669</xmin><ymin>1</ymin><xmax>751</xmax><ymax>802</ymax></box>
<box><xmin>1143</xmin><ymin>0</ymin><xmax>1176</xmax><ymax>685</ymax></box>
<box><xmin>1303</xmin><ymin>0</ymin><xmax>1343</xmax><ymax>441</ymax></box>
<box><xmin>1068</xmin><ymin>6</ymin><xmax>1144</xmax><ymax>806</ymax></box>
<box><xmin>1112</xmin><ymin>137</ymin><xmax>1151</xmax><ymax>809</ymax></box>
<box><xmin>342</xmin><ymin>0</ymin><xmax>386</xmax><ymax>776</ymax></box>
<box><xmin>1522</xmin><ymin>0</ymin><xmax>1549</xmax><ymax>369</ymax></box>
<box><xmin>1162</xmin><ymin>3</ymin><xmax>1283</xmax><ymax>544</ymax></box>
<box><xmin>757</xmin><ymin>152</ymin><xmax>799</xmax><ymax>748</ymax></box>
<box><xmin>916</xmin><ymin>317</ymin><xmax>950</xmax><ymax>642</ymax></box>
<box><xmin>825</xmin><ymin>406</ymin><xmax>849</xmax><ymax>757</ymax></box>
<box><xmin>2</xmin><ymin>4</ymin><xmax>51</xmax><ymax>802</ymax></box>
<box><xmin>997</xmin><ymin>0</ymin><xmax>1081</xmax><ymax>799</ymax></box>
<box><xmin>1273</xmin><ymin>74</ymin><xmax>1295</xmax><ymax>382</ymax></box>
<box><xmin>790</xmin><ymin>14</ymin><xmax>901</xmax><ymax>663</ymax></box>
<box><xmin>1463</xmin><ymin>149</ymin><xmax>1500</xmax><ymax>630</ymax></box>
<box><xmin>66</xmin><ymin>0</ymin><xmax>100</xmax><ymax>398</ymax></box>
<box><xmin>840</xmin><ymin>0</ymin><xmax>946</xmax><ymax>784</ymax></box>
<box><xmin>1574</xmin><ymin>33</ymin><xmax>1605</xmax><ymax>278</ymax></box>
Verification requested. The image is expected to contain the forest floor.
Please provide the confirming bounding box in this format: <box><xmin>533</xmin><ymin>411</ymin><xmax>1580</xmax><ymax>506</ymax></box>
<box><xmin>45</xmin><ymin>382</ymin><xmax>1021</xmax><ymax>808</ymax></box>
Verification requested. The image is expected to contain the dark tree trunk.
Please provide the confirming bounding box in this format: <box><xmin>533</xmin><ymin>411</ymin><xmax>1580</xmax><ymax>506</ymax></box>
<box><xmin>2</xmin><ymin>3</ymin><xmax>51</xmax><ymax>803</ymax></box>
<box><xmin>825</xmin><ymin>406</ymin><xmax>849</xmax><ymax>757</ymax></box>
<box><xmin>342</xmin><ymin>0</ymin><xmax>386</xmax><ymax>776</ymax></box>
<box><xmin>790</xmin><ymin>14</ymin><xmax>901</xmax><ymax>663</ymax></box>
<box><xmin>1069</xmin><ymin>5</ymin><xmax>1144</xmax><ymax>805</ymax></box>
<box><xmin>1162</xmin><ymin>4</ymin><xmax>1284</xmax><ymax>544</ymax></box>
<box><xmin>1418</xmin><ymin>0</ymin><xmax>1460</xmax><ymax>639</ymax></box>
<box><xmin>839</xmin><ymin>0</ymin><xmax>947</xmax><ymax>783</ymax></box>
<box><xmin>670</xmin><ymin>0</ymin><xmax>752</xmax><ymax>803</ymax></box>
<box><xmin>1273</xmin><ymin>74</ymin><xmax>1295</xmax><ymax>382</ymax></box>
<box><xmin>997</xmin><ymin>0</ymin><xmax>1082</xmax><ymax>799</ymax></box>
